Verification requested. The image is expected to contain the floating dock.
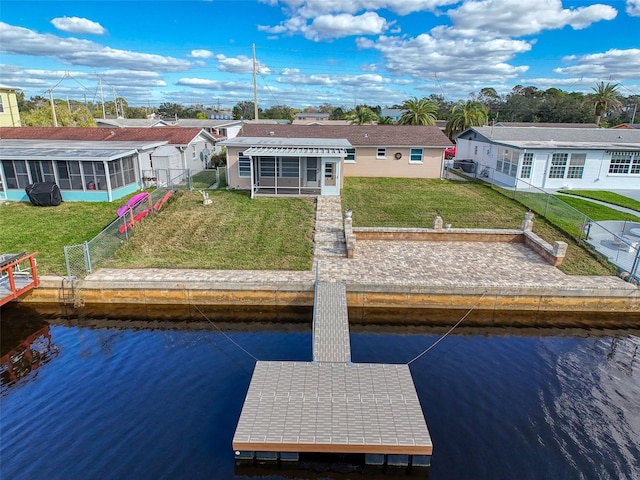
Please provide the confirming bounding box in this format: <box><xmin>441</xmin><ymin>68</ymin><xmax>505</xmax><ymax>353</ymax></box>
<box><xmin>233</xmin><ymin>281</ymin><xmax>433</xmax><ymax>467</ymax></box>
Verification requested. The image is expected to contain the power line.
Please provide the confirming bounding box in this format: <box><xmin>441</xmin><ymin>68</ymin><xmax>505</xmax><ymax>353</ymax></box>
<box><xmin>406</xmin><ymin>292</ymin><xmax>487</xmax><ymax>366</ymax></box>
<box><xmin>193</xmin><ymin>305</ymin><xmax>259</xmax><ymax>362</ymax></box>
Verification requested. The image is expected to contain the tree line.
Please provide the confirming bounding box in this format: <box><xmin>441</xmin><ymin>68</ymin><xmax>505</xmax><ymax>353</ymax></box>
<box><xmin>17</xmin><ymin>83</ymin><xmax>637</xmax><ymax>138</ymax></box>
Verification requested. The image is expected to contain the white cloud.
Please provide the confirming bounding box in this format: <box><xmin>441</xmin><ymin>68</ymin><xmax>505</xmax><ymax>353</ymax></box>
<box><xmin>259</xmin><ymin>0</ymin><xmax>457</xmax><ymax>40</ymax></box>
<box><xmin>0</xmin><ymin>22</ymin><xmax>190</xmax><ymax>71</ymax></box>
<box><xmin>51</xmin><ymin>16</ymin><xmax>106</xmax><ymax>35</ymax></box>
<box><xmin>262</xmin><ymin>0</ymin><xmax>456</xmax><ymax>17</ymax></box>
<box><xmin>447</xmin><ymin>0</ymin><xmax>617</xmax><ymax>37</ymax></box>
<box><xmin>215</xmin><ymin>54</ymin><xmax>271</xmax><ymax>74</ymax></box>
<box><xmin>189</xmin><ymin>49</ymin><xmax>214</xmax><ymax>59</ymax></box>
<box><xmin>361</xmin><ymin>63</ymin><xmax>378</xmax><ymax>72</ymax></box>
<box><xmin>554</xmin><ymin>48</ymin><xmax>640</xmax><ymax>79</ymax></box>
<box><xmin>627</xmin><ymin>0</ymin><xmax>640</xmax><ymax>16</ymax></box>
<box><xmin>176</xmin><ymin>78</ymin><xmax>253</xmax><ymax>92</ymax></box>
<box><xmin>307</xmin><ymin>12</ymin><xmax>389</xmax><ymax>40</ymax></box>
<box><xmin>357</xmin><ymin>33</ymin><xmax>530</xmax><ymax>82</ymax></box>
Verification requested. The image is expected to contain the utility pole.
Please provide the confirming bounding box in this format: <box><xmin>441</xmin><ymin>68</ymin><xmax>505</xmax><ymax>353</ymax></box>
<box><xmin>99</xmin><ymin>77</ymin><xmax>106</xmax><ymax>119</ymax></box>
<box><xmin>49</xmin><ymin>89</ymin><xmax>58</xmax><ymax>127</ymax></box>
<box><xmin>112</xmin><ymin>87</ymin><xmax>119</xmax><ymax>118</ymax></box>
<box><xmin>252</xmin><ymin>43</ymin><xmax>259</xmax><ymax>120</ymax></box>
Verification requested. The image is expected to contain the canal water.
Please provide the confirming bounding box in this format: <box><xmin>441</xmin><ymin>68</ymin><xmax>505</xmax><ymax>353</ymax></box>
<box><xmin>1</xmin><ymin>315</ymin><xmax>639</xmax><ymax>480</ymax></box>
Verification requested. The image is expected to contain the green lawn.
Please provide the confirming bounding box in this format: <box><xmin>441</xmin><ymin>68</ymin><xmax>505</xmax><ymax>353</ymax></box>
<box><xmin>342</xmin><ymin>178</ymin><xmax>615</xmax><ymax>276</ymax></box>
<box><xmin>107</xmin><ymin>189</ymin><xmax>316</xmax><ymax>271</ymax></box>
<box><xmin>1</xmin><ymin>177</ymin><xmax>618</xmax><ymax>277</ymax></box>
<box><xmin>557</xmin><ymin>190</ymin><xmax>640</xmax><ymax>212</ymax></box>
<box><xmin>0</xmin><ymin>200</ymin><xmax>117</xmax><ymax>275</ymax></box>
<box><xmin>554</xmin><ymin>195</ymin><xmax>640</xmax><ymax>222</ymax></box>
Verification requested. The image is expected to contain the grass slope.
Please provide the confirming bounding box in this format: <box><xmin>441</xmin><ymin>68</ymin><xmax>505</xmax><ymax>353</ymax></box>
<box><xmin>557</xmin><ymin>190</ymin><xmax>640</xmax><ymax>212</ymax></box>
<box><xmin>1</xmin><ymin>177</ymin><xmax>617</xmax><ymax>277</ymax></box>
<box><xmin>554</xmin><ymin>195</ymin><xmax>640</xmax><ymax>222</ymax></box>
<box><xmin>107</xmin><ymin>189</ymin><xmax>315</xmax><ymax>271</ymax></box>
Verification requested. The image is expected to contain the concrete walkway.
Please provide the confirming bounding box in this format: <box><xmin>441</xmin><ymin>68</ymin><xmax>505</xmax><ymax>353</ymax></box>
<box><xmin>313</xmin><ymin>196</ymin><xmax>346</xmax><ymax>260</ymax></box>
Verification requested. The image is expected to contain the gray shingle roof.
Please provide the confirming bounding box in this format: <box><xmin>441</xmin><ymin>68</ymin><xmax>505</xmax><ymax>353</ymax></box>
<box><xmin>462</xmin><ymin>126</ymin><xmax>640</xmax><ymax>149</ymax></box>
<box><xmin>239</xmin><ymin>124</ymin><xmax>452</xmax><ymax>147</ymax></box>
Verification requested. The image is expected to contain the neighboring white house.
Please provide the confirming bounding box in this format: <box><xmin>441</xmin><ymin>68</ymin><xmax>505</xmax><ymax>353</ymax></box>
<box><xmin>0</xmin><ymin>127</ymin><xmax>218</xmax><ymax>202</ymax></box>
<box><xmin>455</xmin><ymin>126</ymin><xmax>640</xmax><ymax>191</ymax></box>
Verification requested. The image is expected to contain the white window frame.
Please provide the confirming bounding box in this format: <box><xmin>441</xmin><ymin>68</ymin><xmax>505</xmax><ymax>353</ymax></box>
<box><xmin>238</xmin><ymin>152</ymin><xmax>251</xmax><ymax>177</ymax></box>
<box><xmin>567</xmin><ymin>153</ymin><xmax>586</xmax><ymax>179</ymax></box>
<box><xmin>520</xmin><ymin>153</ymin><xmax>533</xmax><ymax>179</ymax></box>
<box><xmin>608</xmin><ymin>151</ymin><xmax>640</xmax><ymax>175</ymax></box>
<box><xmin>376</xmin><ymin>147</ymin><xmax>386</xmax><ymax>159</ymax></box>
<box><xmin>548</xmin><ymin>153</ymin><xmax>568</xmax><ymax>179</ymax></box>
<box><xmin>409</xmin><ymin>148</ymin><xmax>423</xmax><ymax>163</ymax></box>
<box><xmin>344</xmin><ymin>148</ymin><xmax>356</xmax><ymax>163</ymax></box>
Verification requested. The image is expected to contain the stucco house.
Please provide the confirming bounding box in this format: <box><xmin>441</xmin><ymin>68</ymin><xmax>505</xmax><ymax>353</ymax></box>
<box><xmin>455</xmin><ymin>126</ymin><xmax>640</xmax><ymax>191</ymax></box>
<box><xmin>220</xmin><ymin>124</ymin><xmax>452</xmax><ymax>197</ymax></box>
<box><xmin>0</xmin><ymin>127</ymin><xmax>217</xmax><ymax>202</ymax></box>
<box><xmin>0</xmin><ymin>84</ymin><xmax>22</xmax><ymax>127</ymax></box>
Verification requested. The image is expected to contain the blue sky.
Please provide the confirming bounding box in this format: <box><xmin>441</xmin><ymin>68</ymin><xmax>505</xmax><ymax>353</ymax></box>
<box><xmin>1</xmin><ymin>0</ymin><xmax>639</xmax><ymax>110</ymax></box>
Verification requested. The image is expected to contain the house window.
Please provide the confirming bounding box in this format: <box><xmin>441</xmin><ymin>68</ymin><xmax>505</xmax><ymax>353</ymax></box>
<box><xmin>0</xmin><ymin>96</ymin><xmax>4</xmax><ymax>113</ymax></box>
<box><xmin>281</xmin><ymin>157</ymin><xmax>299</xmax><ymax>178</ymax></box>
<box><xmin>376</xmin><ymin>147</ymin><xmax>386</xmax><ymax>159</ymax></box>
<box><xmin>2</xmin><ymin>160</ymin><xmax>29</xmax><ymax>188</ymax></box>
<box><xmin>259</xmin><ymin>156</ymin><xmax>276</xmax><ymax>177</ymax></box>
<box><xmin>410</xmin><ymin>148</ymin><xmax>423</xmax><ymax>163</ymax></box>
<box><xmin>106</xmin><ymin>156</ymin><xmax>137</xmax><ymax>189</ymax></box>
<box><xmin>82</xmin><ymin>162</ymin><xmax>107</xmax><ymax>190</ymax></box>
<box><xmin>28</xmin><ymin>160</ymin><xmax>56</xmax><ymax>184</ymax></box>
<box><xmin>56</xmin><ymin>161</ymin><xmax>84</xmax><ymax>190</ymax></box>
<box><xmin>567</xmin><ymin>154</ymin><xmax>586</xmax><ymax>179</ymax></box>
<box><xmin>608</xmin><ymin>151</ymin><xmax>640</xmax><ymax>174</ymax></box>
<box><xmin>474</xmin><ymin>145</ymin><xmax>478</xmax><ymax>155</ymax></box>
<box><xmin>497</xmin><ymin>148</ymin><xmax>518</xmax><ymax>177</ymax></box>
<box><xmin>520</xmin><ymin>153</ymin><xmax>533</xmax><ymax>179</ymax></box>
<box><xmin>258</xmin><ymin>157</ymin><xmax>300</xmax><ymax>178</ymax></box>
<box><xmin>238</xmin><ymin>152</ymin><xmax>251</xmax><ymax>177</ymax></box>
<box><xmin>345</xmin><ymin>148</ymin><xmax>356</xmax><ymax>163</ymax></box>
<box><xmin>548</xmin><ymin>153</ymin><xmax>568</xmax><ymax>178</ymax></box>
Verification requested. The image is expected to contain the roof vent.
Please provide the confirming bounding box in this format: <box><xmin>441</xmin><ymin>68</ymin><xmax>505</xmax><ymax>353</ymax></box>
<box><xmin>268</xmin><ymin>131</ymin><xmax>275</xmax><ymax>136</ymax></box>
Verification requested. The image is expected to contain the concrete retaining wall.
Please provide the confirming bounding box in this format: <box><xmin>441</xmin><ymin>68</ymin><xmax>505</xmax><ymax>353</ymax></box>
<box><xmin>15</xmin><ymin>275</ymin><xmax>640</xmax><ymax>325</ymax></box>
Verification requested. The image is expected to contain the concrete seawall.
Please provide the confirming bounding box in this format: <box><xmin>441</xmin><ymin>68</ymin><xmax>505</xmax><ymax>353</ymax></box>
<box><xmin>13</xmin><ymin>273</ymin><xmax>640</xmax><ymax>327</ymax></box>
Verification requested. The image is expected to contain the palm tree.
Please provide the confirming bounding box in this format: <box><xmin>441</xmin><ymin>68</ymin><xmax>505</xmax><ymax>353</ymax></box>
<box><xmin>398</xmin><ymin>97</ymin><xmax>438</xmax><ymax>125</ymax></box>
<box><xmin>345</xmin><ymin>105</ymin><xmax>378</xmax><ymax>125</ymax></box>
<box><xmin>445</xmin><ymin>100</ymin><xmax>488</xmax><ymax>140</ymax></box>
<box><xmin>588</xmin><ymin>82</ymin><xmax>622</xmax><ymax>126</ymax></box>
<box><xmin>377</xmin><ymin>116</ymin><xmax>395</xmax><ymax>125</ymax></box>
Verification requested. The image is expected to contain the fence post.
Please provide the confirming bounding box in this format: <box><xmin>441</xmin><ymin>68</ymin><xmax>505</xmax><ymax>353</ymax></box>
<box><xmin>544</xmin><ymin>193</ymin><xmax>551</xmax><ymax>217</ymax></box>
<box><xmin>630</xmin><ymin>246</ymin><xmax>640</xmax><ymax>282</ymax></box>
<box><xmin>64</xmin><ymin>245</ymin><xmax>72</xmax><ymax>279</ymax></box>
<box><xmin>83</xmin><ymin>241</ymin><xmax>92</xmax><ymax>274</ymax></box>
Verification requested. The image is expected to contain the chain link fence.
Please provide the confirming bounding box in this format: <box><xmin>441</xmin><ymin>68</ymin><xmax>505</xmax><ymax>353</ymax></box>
<box><xmin>64</xmin><ymin>170</ymin><xmax>190</xmax><ymax>280</ymax></box>
<box><xmin>447</xmin><ymin>162</ymin><xmax>640</xmax><ymax>281</ymax></box>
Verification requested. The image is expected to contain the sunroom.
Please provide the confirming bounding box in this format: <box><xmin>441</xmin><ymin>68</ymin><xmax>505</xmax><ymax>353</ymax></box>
<box><xmin>221</xmin><ymin>137</ymin><xmax>350</xmax><ymax>197</ymax></box>
<box><xmin>0</xmin><ymin>139</ymin><xmax>164</xmax><ymax>202</ymax></box>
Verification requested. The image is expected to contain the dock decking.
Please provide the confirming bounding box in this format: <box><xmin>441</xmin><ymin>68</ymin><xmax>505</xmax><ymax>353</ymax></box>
<box><xmin>233</xmin><ymin>280</ymin><xmax>433</xmax><ymax>466</ymax></box>
<box><xmin>0</xmin><ymin>253</ymin><xmax>39</xmax><ymax>307</ymax></box>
